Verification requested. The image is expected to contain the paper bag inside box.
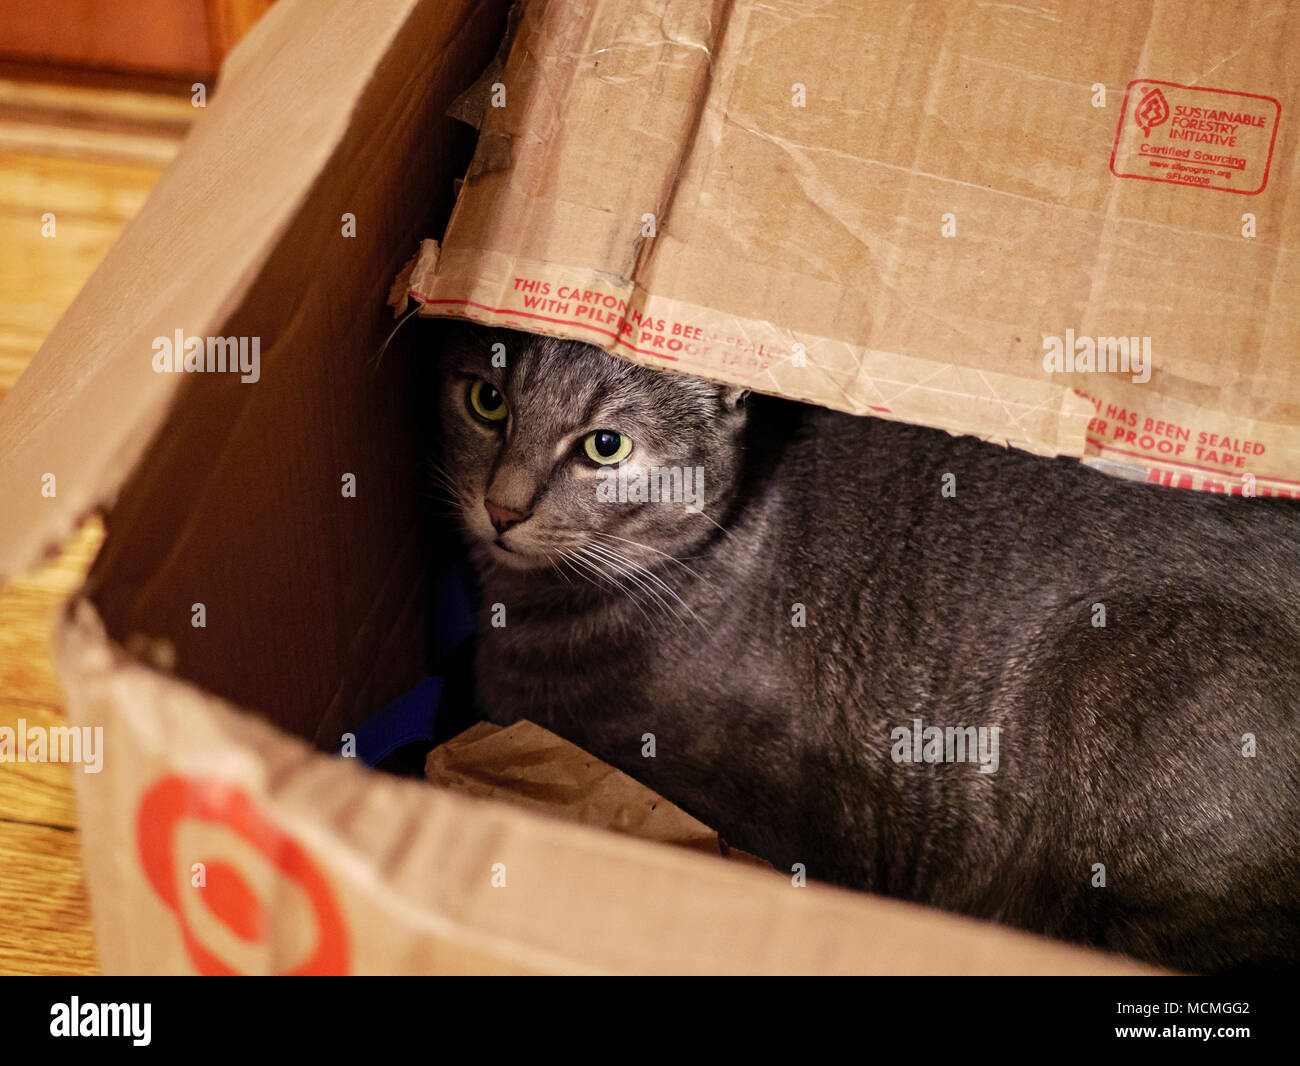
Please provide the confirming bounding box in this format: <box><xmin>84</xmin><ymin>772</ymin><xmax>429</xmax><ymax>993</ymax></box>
<box><xmin>0</xmin><ymin>0</ymin><xmax>1153</xmax><ymax>973</ymax></box>
<box><xmin>403</xmin><ymin>0</ymin><xmax>1300</xmax><ymax>496</ymax></box>
<box><xmin>426</xmin><ymin>720</ymin><xmax>769</xmax><ymax>867</ymax></box>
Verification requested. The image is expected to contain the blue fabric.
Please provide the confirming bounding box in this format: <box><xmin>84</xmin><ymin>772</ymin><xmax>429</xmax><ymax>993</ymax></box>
<box><xmin>432</xmin><ymin>559</ymin><xmax>479</xmax><ymax>666</ymax></box>
<box><xmin>346</xmin><ymin>557</ymin><xmax>481</xmax><ymax>767</ymax></box>
<box><xmin>351</xmin><ymin>677</ymin><xmax>443</xmax><ymax>766</ymax></box>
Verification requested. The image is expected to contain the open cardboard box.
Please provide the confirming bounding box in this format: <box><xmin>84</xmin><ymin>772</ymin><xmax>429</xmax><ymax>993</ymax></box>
<box><xmin>3</xmin><ymin>0</ymin><xmax>1258</xmax><ymax>974</ymax></box>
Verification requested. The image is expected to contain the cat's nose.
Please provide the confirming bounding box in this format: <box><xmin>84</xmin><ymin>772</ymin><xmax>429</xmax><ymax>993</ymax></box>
<box><xmin>485</xmin><ymin>499</ymin><xmax>529</xmax><ymax>533</ymax></box>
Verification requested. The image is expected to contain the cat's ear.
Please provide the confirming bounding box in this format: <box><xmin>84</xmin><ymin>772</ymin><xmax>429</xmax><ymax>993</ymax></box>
<box><xmin>720</xmin><ymin>386</ymin><xmax>749</xmax><ymax>411</ymax></box>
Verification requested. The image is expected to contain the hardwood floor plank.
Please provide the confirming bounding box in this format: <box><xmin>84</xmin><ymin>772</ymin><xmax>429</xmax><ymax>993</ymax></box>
<box><xmin>0</xmin><ymin>820</ymin><xmax>97</xmax><ymax>975</ymax></box>
<box><xmin>0</xmin><ymin>74</ymin><xmax>174</xmax><ymax>975</ymax></box>
<box><xmin>0</xmin><ymin>521</ymin><xmax>105</xmax><ymax>710</ymax></box>
<box><xmin>0</xmin><ymin>150</ymin><xmax>162</xmax><ymax>222</ymax></box>
<box><xmin>0</xmin><ymin>700</ymin><xmax>81</xmax><ymax>826</ymax></box>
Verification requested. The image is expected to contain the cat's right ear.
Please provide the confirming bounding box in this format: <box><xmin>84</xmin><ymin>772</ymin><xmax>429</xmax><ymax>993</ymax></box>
<box><xmin>720</xmin><ymin>386</ymin><xmax>749</xmax><ymax>412</ymax></box>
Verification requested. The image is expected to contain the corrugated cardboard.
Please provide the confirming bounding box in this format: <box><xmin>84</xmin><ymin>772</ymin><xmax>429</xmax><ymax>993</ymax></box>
<box><xmin>406</xmin><ymin>0</ymin><xmax>1300</xmax><ymax>495</ymax></box>
<box><xmin>0</xmin><ymin>0</ymin><xmax>1158</xmax><ymax>973</ymax></box>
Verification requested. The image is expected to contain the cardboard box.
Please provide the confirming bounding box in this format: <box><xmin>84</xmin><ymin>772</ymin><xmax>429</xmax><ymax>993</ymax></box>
<box><xmin>0</xmin><ymin>0</ymin><xmax>1159</xmax><ymax>973</ymax></box>
<box><xmin>405</xmin><ymin>0</ymin><xmax>1300</xmax><ymax>496</ymax></box>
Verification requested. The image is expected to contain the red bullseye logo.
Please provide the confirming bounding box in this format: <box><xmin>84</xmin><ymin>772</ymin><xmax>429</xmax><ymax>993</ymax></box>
<box><xmin>137</xmin><ymin>775</ymin><xmax>348</xmax><ymax>975</ymax></box>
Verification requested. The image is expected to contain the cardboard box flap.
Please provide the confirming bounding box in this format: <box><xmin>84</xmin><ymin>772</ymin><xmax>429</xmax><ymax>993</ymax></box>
<box><xmin>61</xmin><ymin>0</ymin><xmax>506</xmax><ymax>742</ymax></box>
<box><xmin>59</xmin><ymin>597</ymin><xmax>1155</xmax><ymax>974</ymax></box>
<box><xmin>412</xmin><ymin>0</ymin><xmax>1300</xmax><ymax>495</ymax></box>
<box><xmin>0</xmin><ymin>0</ymin><xmax>428</xmax><ymax>587</ymax></box>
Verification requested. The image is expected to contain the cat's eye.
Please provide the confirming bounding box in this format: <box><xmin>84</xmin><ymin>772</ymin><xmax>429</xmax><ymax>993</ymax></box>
<box><xmin>583</xmin><ymin>429</ymin><xmax>632</xmax><ymax>465</ymax></box>
<box><xmin>467</xmin><ymin>379</ymin><xmax>507</xmax><ymax>424</ymax></box>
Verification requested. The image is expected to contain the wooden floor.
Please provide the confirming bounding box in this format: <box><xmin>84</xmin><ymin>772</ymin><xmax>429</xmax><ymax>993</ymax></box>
<box><xmin>0</xmin><ymin>76</ymin><xmax>190</xmax><ymax>975</ymax></box>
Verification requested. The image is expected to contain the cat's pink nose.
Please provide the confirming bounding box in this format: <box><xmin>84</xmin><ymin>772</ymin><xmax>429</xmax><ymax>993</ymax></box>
<box><xmin>485</xmin><ymin>499</ymin><xmax>528</xmax><ymax>534</ymax></box>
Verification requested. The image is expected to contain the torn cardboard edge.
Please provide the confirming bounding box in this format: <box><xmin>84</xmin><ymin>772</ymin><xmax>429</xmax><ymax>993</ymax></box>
<box><xmin>392</xmin><ymin>240</ymin><xmax>1300</xmax><ymax>495</ymax></box>
<box><xmin>443</xmin><ymin>0</ymin><xmax>524</xmax><ymax>131</ymax></box>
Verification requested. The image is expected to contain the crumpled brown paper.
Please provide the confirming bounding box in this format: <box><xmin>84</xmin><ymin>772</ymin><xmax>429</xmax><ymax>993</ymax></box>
<box><xmin>426</xmin><ymin>720</ymin><xmax>768</xmax><ymax>867</ymax></box>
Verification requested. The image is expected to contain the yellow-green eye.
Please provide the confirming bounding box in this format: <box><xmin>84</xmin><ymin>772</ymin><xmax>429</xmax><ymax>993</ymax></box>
<box><xmin>583</xmin><ymin>430</ymin><xmax>632</xmax><ymax>465</ymax></box>
<box><xmin>468</xmin><ymin>379</ymin><xmax>507</xmax><ymax>423</ymax></box>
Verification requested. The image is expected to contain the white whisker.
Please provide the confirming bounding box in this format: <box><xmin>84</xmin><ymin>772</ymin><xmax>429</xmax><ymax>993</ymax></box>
<box><xmin>566</xmin><ymin>550</ymin><xmax>656</xmax><ymax>627</ymax></box>
<box><xmin>577</xmin><ymin>545</ymin><xmax>669</xmax><ymax>616</ymax></box>
<box><xmin>589</xmin><ymin>530</ymin><xmax>717</xmax><ymax>590</ymax></box>
<box><xmin>688</xmin><ymin>507</ymin><xmax>732</xmax><ymax>537</ymax></box>
<box><xmin>581</xmin><ymin>542</ymin><xmax>705</xmax><ymax>628</ymax></box>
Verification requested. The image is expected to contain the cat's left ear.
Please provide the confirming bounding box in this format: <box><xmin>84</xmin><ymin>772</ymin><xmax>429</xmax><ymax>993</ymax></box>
<box><xmin>720</xmin><ymin>386</ymin><xmax>749</xmax><ymax>411</ymax></box>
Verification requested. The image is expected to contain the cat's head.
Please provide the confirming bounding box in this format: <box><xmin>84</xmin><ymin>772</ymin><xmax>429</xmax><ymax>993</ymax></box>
<box><xmin>435</xmin><ymin>325</ymin><xmax>747</xmax><ymax>573</ymax></box>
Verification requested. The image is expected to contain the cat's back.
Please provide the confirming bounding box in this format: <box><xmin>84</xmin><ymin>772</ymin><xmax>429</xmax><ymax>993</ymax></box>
<box><xmin>755</xmin><ymin>405</ymin><xmax>1300</xmax><ymax>959</ymax></box>
<box><xmin>777</xmin><ymin>402</ymin><xmax>1300</xmax><ymax>603</ymax></box>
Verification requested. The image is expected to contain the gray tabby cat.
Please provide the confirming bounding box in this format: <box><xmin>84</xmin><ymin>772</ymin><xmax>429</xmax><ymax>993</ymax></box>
<box><xmin>433</xmin><ymin>323</ymin><xmax>1300</xmax><ymax>974</ymax></box>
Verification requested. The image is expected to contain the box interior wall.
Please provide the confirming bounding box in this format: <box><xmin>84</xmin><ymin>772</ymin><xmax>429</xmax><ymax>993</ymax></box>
<box><xmin>82</xmin><ymin>0</ymin><xmax>511</xmax><ymax>746</ymax></box>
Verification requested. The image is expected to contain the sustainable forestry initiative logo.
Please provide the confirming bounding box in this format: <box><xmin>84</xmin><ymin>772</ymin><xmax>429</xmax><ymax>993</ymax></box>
<box><xmin>1111</xmin><ymin>80</ymin><xmax>1281</xmax><ymax>194</ymax></box>
<box><xmin>1134</xmin><ymin>86</ymin><xmax>1170</xmax><ymax>137</ymax></box>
